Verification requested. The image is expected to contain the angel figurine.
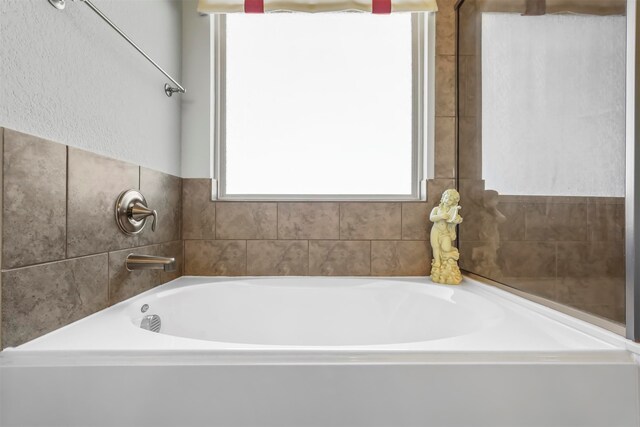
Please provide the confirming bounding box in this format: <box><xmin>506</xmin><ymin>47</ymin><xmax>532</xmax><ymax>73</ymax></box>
<box><xmin>429</xmin><ymin>189</ymin><xmax>463</xmax><ymax>285</ymax></box>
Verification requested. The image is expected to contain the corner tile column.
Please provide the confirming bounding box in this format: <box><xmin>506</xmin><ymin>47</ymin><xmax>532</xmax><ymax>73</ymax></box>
<box><xmin>434</xmin><ymin>0</ymin><xmax>457</xmax><ymax>180</ymax></box>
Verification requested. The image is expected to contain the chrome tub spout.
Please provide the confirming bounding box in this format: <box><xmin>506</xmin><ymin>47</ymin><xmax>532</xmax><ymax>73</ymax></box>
<box><xmin>126</xmin><ymin>254</ymin><xmax>176</xmax><ymax>272</ymax></box>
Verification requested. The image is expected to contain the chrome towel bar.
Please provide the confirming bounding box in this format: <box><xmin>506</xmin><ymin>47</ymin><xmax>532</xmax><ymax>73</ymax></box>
<box><xmin>48</xmin><ymin>0</ymin><xmax>186</xmax><ymax>97</ymax></box>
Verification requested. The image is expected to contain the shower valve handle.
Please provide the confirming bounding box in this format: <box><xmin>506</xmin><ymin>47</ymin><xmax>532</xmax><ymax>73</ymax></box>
<box><xmin>115</xmin><ymin>189</ymin><xmax>158</xmax><ymax>235</ymax></box>
<box><xmin>130</xmin><ymin>203</ymin><xmax>157</xmax><ymax>232</ymax></box>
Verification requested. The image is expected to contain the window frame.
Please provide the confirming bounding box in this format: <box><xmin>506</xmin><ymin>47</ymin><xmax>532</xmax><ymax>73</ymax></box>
<box><xmin>212</xmin><ymin>13</ymin><xmax>433</xmax><ymax>201</ymax></box>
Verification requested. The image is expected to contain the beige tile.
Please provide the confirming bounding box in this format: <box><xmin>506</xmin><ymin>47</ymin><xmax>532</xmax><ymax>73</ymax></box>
<box><xmin>499</xmin><ymin>195</ymin><xmax>588</xmax><ymax>205</ymax></box>
<box><xmin>184</xmin><ymin>240</ymin><xmax>246</xmax><ymax>275</ymax></box>
<box><xmin>247</xmin><ymin>240</ymin><xmax>308</xmax><ymax>275</ymax></box>
<box><xmin>459</xmin><ymin>194</ymin><xmax>526</xmax><ymax>243</ymax></box>
<box><xmin>457</xmin><ymin>208</ymin><xmax>483</xmax><ymax>243</ymax></box>
<box><xmin>182</xmin><ymin>179</ymin><xmax>216</xmax><ymax>240</ymax></box>
<box><xmin>499</xmin><ymin>241</ymin><xmax>556</xmax><ymax>278</ymax></box>
<box><xmin>459</xmin><ymin>55</ymin><xmax>478</xmax><ymax>118</ymax></box>
<box><xmin>587</xmin><ymin>196</ymin><xmax>624</xmax><ymax>205</ymax></box>
<box><xmin>434</xmin><ymin>117</ymin><xmax>456</xmax><ymax>179</ymax></box>
<box><xmin>1</xmin><ymin>254</ymin><xmax>108</xmax><ymax>348</ymax></box>
<box><xmin>587</xmin><ymin>202</ymin><xmax>624</xmax><ymax>242</ymax></box>
<box><xmin>278</xmin><ymin>203</ymin><xmax>339</xmax><ymax>239</ymax></box>
<box><xmin>340</xmin><ymin>203</ymin><xmax>401</xmax><ymax>240</ymax></box>
<box><xmin>2</xmin><ymin>128</ymin><xmax>66</xmax><ymax>269</ymax></box>
<box><xmin>435</xmin><ymin>55</ymin><xmax>456</xmax><ymax>117</ymax></box>
<box><xmin>556</xmin><ymin>276</ymin><xmax>625</xmax><ymax>323</ymax></box>
<box><xmin>426</xmin><ymin>179</ymin><xmax>456</xmax><ymax>212</ymax></box>
<box><xmin>139</xmin><ymin>168</ymin><xmax>181</xmax><ymax>245</ymax></box>
<box><xmin>371</xmin><ymin>241</ymin><xmax>430</xmax><ymax>276</ymax></box>
<box><xmin>547</xmin><ymin>2</ymin><xmax>624</xmax><ymax>15</ymax></box>
<box><xmin>67</xmin><ymin>148</ymin><xmax>140</xmax><ymax>258</ymax></box>
<box><xmin>556</xmin><ymin>241</ymin><xmax>625</xmax><ymax>280</ymax></box>
<box><xmin>525</xmin><ymin>202</ymin><xmax>588</xmax><ymax>242</ymax></box>
<box><xmin>458</xmin><ymin>117</ymin><xmax>481</xmax><ymax>179</ymax></box>
<box><xmin>458</xmin><ymin>240</ymin><xmax>505</xmax><ymax>279</ymax></box>
<box><xmin>309</xmin><ymin>240</ymin><xmax>370</xmax><ymax>276</ymax></box>
<box><xmin>497</xmin><ymin>201</ymin><xmax>526</xmax><ymax>241</ymax></box>
<box><xmin>108</xmin><ymin>241</ymin><xmax>183</xmax><ymax>305</ymax></box>
<box><xmin>502</xmin><ymin>277</ymin><xmax>557</xmax><ymax>301</ymax></box>
<box><xmin>436</xmin><ymin>0</ymin><xmax>456</xmax><ymax>56</ymax></box>
<box><xmin>402</xmin><ymin>203</ymin><xmax>430</xmax><ymax>240</ymax></box>
<box><xmin>216</xmin><ymin>202</ymin><xmax>277</xmax><ymax>240</ymax></box>
<box><xmin>476</xmin><ymin>0</ymin><xmax>525</xmax><ymax>13</ymax></box>
<box><xmin>458</xmin><ymin>0</ymin><xmax>477</xmax><ymax>56</ymax></box>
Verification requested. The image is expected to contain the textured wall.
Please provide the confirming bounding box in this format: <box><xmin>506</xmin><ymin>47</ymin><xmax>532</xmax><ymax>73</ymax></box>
<box><xmin>181</xmin><ymin>0</ymin><xmax>214</xmax><ymax>179</ymax></box>
<box><xmin>0</xmin><ymin>0</ymin><xmax>183</xmax><ymax>176</ymax></box>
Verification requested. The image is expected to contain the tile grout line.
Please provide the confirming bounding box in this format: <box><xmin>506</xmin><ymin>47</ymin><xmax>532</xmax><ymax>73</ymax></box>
<box><xmin>106</xmin><ymin>250</ymin><xmax>111</xmax><ymax>306</ymax></box>
<box><xmin>1</xmin><ymin>240</ymin><xmax>184</xmax><ymax>273</ymax></box>
<box><xmin>65</xmin><ymin>145</ymin><xmax>69</xmax><ymax>260</ymax></box>
<box><xmin>0</xmin><ymin>129</ymin><xmax>3</xmax><ymax>274</ymax></box>
<box><xmin>307</xmin><ymin>237</ymin><xmax>311</xmax><ymax>274</ymax></box>
<box><xmin>400</xmin><ymin>202</ymin><xmax>404</xmax><ymax>240</ymax></box>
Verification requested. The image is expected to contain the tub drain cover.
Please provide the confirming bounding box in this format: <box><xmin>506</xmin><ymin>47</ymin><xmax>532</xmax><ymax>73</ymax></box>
<box><xmin>140</xmin><ymin>314</ymin><xmax>161</xmax><ymax>333</ymax></box>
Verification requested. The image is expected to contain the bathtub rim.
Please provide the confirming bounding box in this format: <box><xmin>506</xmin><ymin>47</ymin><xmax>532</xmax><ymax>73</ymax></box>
<box><xmin>463</xmin><ymin>271</ymin><xmax>626</xmax><ymax>337</ymax></box>
<box><xmin>2</xmin><ymin>275</ymin><xmax>640</xmax><ymax>367</ymax></box>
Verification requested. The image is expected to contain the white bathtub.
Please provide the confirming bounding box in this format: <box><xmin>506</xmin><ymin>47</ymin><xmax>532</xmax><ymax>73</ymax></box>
<box><xmin>2</xmin><ymin>276</ymin><xmax>639</xmax><ymax>427</ymax></box>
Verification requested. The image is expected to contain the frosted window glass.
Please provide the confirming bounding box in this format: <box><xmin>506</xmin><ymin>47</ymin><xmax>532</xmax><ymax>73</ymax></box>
<box><xmin>481</xmin><ymin>13</ymin><xmax>626</xmax><ymax>197</ymax></box>
<box><xmin>225</xmin><ymin>14</ymin><xmax>413</xmax><ymax>196</ymax></box>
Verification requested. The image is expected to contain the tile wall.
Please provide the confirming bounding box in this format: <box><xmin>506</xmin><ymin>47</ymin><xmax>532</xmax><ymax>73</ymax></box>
<box><xmin>0</xmin><ymin>128</ymin><xmax>183</xmax><ymax>348</ymax></box>
<box><xmin>182</xmin><ymin>179</ymin><xmax>454</xmax><ymax>277</ymax></box>
<box><xmin>0</xmin><ymin>0</ymin><xmax>460</xmax><ymax>347</ymax></box>
<box><xmin>456</xmin><ymin>0</ymin><xmax>626</xmax><ymax>323</ymax></box>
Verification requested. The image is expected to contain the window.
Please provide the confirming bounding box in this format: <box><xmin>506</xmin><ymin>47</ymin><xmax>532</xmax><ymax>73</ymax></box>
<box><xmin>215</xmin><ymin>13</ymin><xmax>429</xmax><ymax>200</ymax></box>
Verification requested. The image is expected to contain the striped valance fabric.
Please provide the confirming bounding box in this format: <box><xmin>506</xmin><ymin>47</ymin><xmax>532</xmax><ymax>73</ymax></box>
<box><xmin>198</xmin><ymin>0</ymin><xmax>437</xmax><ymax>13</ymax></box>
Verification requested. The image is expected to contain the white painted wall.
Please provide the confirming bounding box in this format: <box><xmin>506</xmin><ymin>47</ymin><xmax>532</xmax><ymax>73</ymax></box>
<box><xmin>0</xmin><ymin>0</ymin><xmax>183</xmax><ymax>176</ymax></box>
<box><xmin>481</xmin><ymin>13</ymin><xmax>626</xmax><ymax>197</ymax></box>
<box><xmin>181</xmin><ymin>0</ymin><xmax>214</xmax><ymax>179</ymax></box>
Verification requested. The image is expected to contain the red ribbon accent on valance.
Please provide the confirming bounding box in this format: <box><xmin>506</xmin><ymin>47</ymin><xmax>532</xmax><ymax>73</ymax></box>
<box><xmin>245</xmin><ymin>0</ymin><xmax>264</xmax><ymax>13</ymax></box>
<box><xmin>372</xmin><ymin>0</ymin><xmax>391</xmax><ymax>13</ymax></box>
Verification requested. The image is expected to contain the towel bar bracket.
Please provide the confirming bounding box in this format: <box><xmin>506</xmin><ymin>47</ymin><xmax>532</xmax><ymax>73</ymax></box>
<box><xmin>47</xmin><ymin>0</ymin><xmax>186</xmax><ymax>97</ymax></box>
<box><xmin>48</xmin><ymin>0</ymin><xmax>66</xmax><ymax>9</ymax></box>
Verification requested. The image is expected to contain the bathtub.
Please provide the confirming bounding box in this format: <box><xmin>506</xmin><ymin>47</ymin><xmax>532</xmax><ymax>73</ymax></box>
<box><xmin>1</xmin><ymin>276</ymin><xmax>639</xmax><ymax>426</ymax></box>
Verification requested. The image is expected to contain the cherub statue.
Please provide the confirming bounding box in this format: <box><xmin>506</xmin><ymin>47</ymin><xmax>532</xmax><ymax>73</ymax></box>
<box><xmin>429</xmin><ymin>189</ymin><xmax>463</xmax><ymax>285</ymax></box>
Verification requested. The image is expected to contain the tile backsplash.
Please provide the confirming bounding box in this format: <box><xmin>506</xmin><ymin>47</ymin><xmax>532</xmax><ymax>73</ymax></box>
<box><xmin>0</xmin><ymin>0</ymin><xmax>460</xmax><ymax>348</ymax></box>
<box><xmin>182</xmin><ymin>178</ymin><xmax>454</xmax><ymax>278</ymax></box>
<box><xmin>0</xmin><ymin>131</ymin><xmax>449</xmax><ymax>349</ymax></box>
<box><xmin>458</xmin><ymin>183</ymin><xmax>626</xmax><ymax>323</ymax></box>
<box><xmin>0</xmin><ymin>128</ymin><xmax>182</xmax><ymax>348</ymax></box>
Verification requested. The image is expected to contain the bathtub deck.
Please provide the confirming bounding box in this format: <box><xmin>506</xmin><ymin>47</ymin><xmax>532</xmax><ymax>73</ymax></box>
<box><xmin>4</xmin><ymin>276</ymin><xmax>632</xmax><ymax>355</ymax></box>
<box><xmin>2</xmin><ymin>276</ymin><xmax>639</xmax><ymax>427</ymax></box>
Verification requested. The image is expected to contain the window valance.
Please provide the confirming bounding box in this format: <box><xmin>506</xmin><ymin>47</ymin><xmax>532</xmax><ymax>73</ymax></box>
<box><xmin>198</xmin><ymin>0</ymin><xmax>437</xmax><ymax>14</ymax></box>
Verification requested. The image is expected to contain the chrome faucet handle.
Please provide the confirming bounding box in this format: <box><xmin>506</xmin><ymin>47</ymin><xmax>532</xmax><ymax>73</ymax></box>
<box><xmin>115</xmin><ymin>190</ymin><xmax>158</xmax><ymax>235</ymax></box>
<box><xmin>130</xmin><ymin>203</ymin><xmax>158</xmax><ymax>232</ymax></box>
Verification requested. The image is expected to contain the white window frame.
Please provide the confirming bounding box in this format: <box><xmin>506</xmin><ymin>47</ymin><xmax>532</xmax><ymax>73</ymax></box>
<box><xmin>211</xmin><ymin>13</ymin><xmax>435</xmax><ymax>201</ymax></box>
